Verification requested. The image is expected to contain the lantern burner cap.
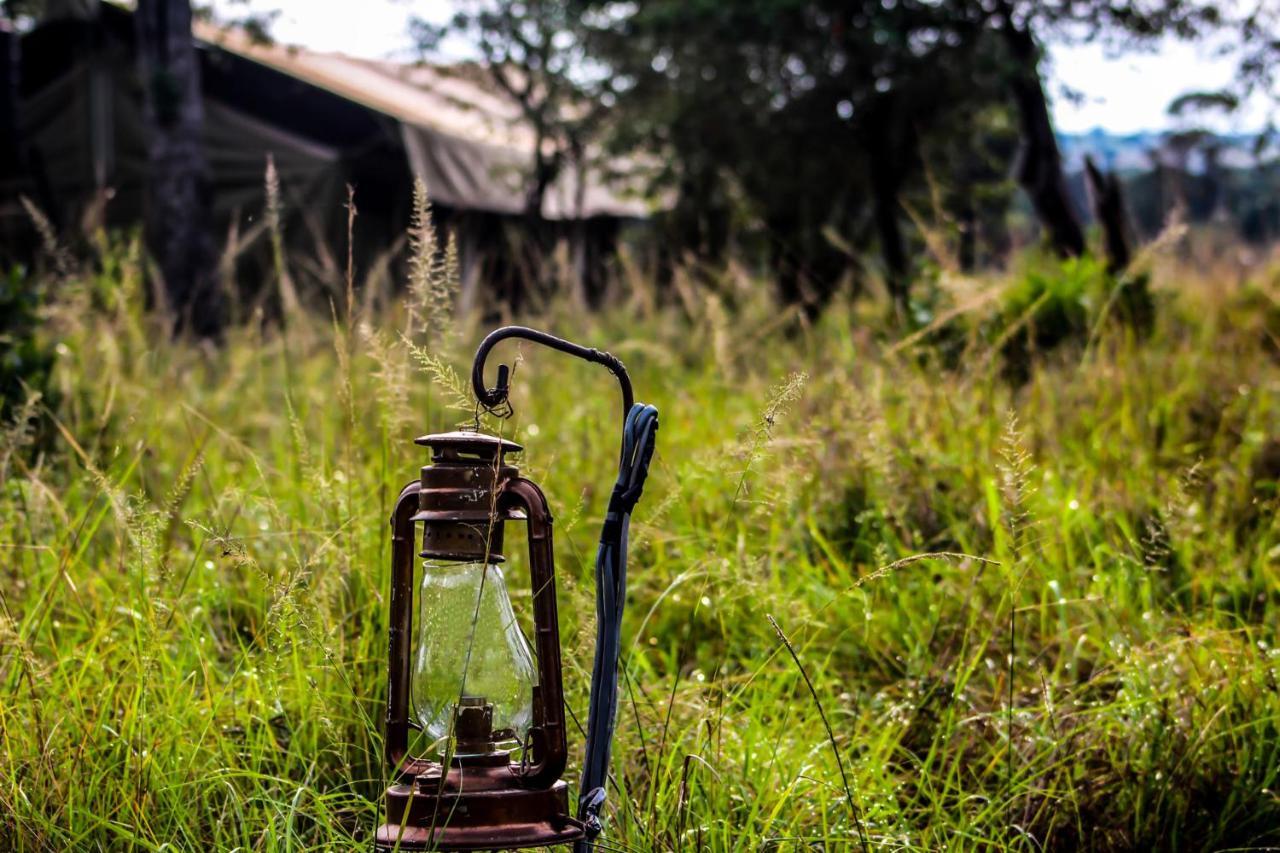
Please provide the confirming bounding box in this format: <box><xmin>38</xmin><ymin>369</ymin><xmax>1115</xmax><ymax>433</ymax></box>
<box><xmin>451</xmin><ymin>696</ymin><xmax>510</xmax><ymax>759</ymax></box>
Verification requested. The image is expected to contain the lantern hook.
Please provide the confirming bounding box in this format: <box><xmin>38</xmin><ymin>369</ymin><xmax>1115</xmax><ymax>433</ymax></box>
<box><xmin>471</xmin><ymin>326</ymin><xmax>635</xmax><ymax>424</ymax></box>
<box><xmin>470</xmin><ymin>324</ymin><xmax>658</xmax><ymax>853</ymax></box>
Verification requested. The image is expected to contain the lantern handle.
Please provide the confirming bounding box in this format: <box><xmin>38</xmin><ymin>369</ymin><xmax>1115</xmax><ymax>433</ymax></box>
<box><xmin>386</xmin><ymin>479</ymin><xmax>428</xmax><ymax>778</ymax></box>
<box><xmin>471</xmin><ymin>325</ymin><xmax>634</xmax><ymax>424</ymax></box>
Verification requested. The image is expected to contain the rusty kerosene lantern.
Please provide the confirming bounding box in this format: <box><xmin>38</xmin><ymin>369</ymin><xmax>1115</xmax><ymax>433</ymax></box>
<box><xmin>376</xmin><ymin>327</ymin><xmax>658</xmax><ymax>852</ymax></box>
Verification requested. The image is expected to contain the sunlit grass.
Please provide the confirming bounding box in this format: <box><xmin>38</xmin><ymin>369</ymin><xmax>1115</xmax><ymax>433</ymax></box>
<box><xmin>0</xmin><ymin>225</ymin><xmax>1278</xmax><ymax>851</ymax></box>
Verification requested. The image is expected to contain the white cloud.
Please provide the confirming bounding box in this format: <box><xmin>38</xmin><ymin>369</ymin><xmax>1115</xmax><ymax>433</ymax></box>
<box><xmin>1046</xmin><ymin>36</ymin><xmax>1270</xmax><ymax>134</ymax></box>
<box><xmin>207</xmin><ymin>0</ymin><xmax>450</xmax><ymax>60</ymax></box>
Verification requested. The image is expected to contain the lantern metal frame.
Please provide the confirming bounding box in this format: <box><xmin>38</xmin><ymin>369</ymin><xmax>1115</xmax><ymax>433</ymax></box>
<box><xmin>376</xmin><ymin>431</ymin><xmax>582</xmax><ymax>851</ymax></box>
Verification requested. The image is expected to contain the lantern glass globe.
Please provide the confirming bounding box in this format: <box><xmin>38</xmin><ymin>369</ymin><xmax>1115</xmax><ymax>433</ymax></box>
<box><xmin>412</xmin><ymin>561</ymin><xmax>537</xmax><ymax>753</ymax></box>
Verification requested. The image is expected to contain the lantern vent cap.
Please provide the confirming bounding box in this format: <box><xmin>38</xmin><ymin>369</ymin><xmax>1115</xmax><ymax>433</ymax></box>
<box><xmin>414</xmin><ymin>430</ymin><xmax>523</xmax><ymax>461</ymax></box>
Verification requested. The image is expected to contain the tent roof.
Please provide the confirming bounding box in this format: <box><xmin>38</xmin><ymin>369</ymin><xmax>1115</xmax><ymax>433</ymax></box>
<box><xmin>193</xmin><ymin>23</ymin><xmax>650</xmax><ymax>220</ymax></box>
<box><xmin>195</xmin><ymin>24</ymin><xmax>527</xmax><ymax>150</ymax></box>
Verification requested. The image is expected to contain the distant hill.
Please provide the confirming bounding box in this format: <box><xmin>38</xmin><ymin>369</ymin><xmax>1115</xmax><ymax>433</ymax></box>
<box><xmin>1058</xmin><ymin>128</ymin><xmax>1268</xmax><ymax>174</ymax></box>
<box><xmin>1055</xmin><ymin>129</ymin><xmax>1280</xmax><ymax>243</ymax></box>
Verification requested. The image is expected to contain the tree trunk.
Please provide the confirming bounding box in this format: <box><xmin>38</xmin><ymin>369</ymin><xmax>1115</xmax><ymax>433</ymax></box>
<box><xmin>956</xmin><ymin>194</ymin><xmax>977</xmax><ymax>273</ymax></box>
<box><xmin>1084</xmin><ymin>155</ymin><xmax>1152</xmax><ymax>331</ymax></box>
<box><xmin>1001</xmin><ymin>18</ymin><xmax>1085</xmax><ymax>258</ymax></box>
<box><xmin>135</xmin><ymin>0</ymin><xmax>222</xmax><ymax>336</ymax></box>
<box><xmin>524</xmin><ymin>148</ymin><xmax>557</xmax><ymax>221</ymax></box>
<box><xmin>1083</xmin><ymin>155</ymin><xmax>1131</xmax><ymax>272</ymax></box>
<box><xmin>1204</xmin><ymin>143</ymin><xmax>1227</xmax><ymax>222</ymax></box>
<box><xmin>511</xmin><ymin>135</ymin><xmax>563</xmax><ymax>310</ymax></box>
<box><xmin>871</xmin><ymin>168</ymin><xmax>909</xmax><ymax>313</ymax></box>
<box><xmin>0</xmin><ymin>23</ymin><xmax>18</xmax><ymax>179</ymax></box>
<box><xmin>865</xmin><ymin>95</ymin><xmax>911</xmax><ymax>316</ymax></box>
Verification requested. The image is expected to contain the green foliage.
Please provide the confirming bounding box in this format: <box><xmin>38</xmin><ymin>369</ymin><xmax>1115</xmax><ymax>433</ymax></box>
<box><xmin>0</xmin><ymin>264</ymin><xmax>56</xmax><ymax>424</ymax></box>
<box><xmin>572</xmin><ymin>0</ymin><xmax>1025</xmax><ymax>305</ymax></box>
<box><xmin>0</xmin><ymin>228</ymin><xmax>1278</xmax><ymax>851</ymax></box>
<box><xmin>1002</xmin><ymin>255</ymin><xmax>1106</xmax><ymax>334</ymax></box>
<box><xmin>993</xmin><ymin>254</ymin><xmax>1115</xmax><ymax>381</ymax></box>
<box><xmin>1223</xmin><ymin>278</ymin><xmax>1280</xmax><ymax>359</ymax></box>
<box><xmin>414</xmin><ymin>0</ymin><xmax>607</xmax><ymax>219</ymax></box>
<box><xmin>559</xmin><ymin>0</ymin><xmax>1272</xmax><ymax>307</ymax></box>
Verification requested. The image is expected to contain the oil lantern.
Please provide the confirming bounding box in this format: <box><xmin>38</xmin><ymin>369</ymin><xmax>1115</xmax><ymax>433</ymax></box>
<box><xmin>376</xmin><ymin>327</ymin><xmax>659</xmax><ymax>852</ymax></box>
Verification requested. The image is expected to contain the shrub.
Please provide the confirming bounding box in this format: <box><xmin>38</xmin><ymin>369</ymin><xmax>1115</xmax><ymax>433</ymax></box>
<box><xmin>995</xmin><ymin>253</ymin><xmax>1108</xmax><ymax>380</ymax></box>
<box><xmin>0</xmin><ymin>264</ymin><xmax>57</xmax><ymax>425</ymax></box>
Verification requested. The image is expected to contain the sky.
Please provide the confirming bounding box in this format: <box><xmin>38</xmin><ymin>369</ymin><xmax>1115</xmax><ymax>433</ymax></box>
<box><xmin>208</xmin><ymin>0</ymin><xmax>1270</xmax><ymax>135</ymax></box>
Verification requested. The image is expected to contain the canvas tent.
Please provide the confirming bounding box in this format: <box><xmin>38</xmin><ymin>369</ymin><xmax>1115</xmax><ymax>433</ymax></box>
<box><xmin>0</xmin><ymin>1</ymin><xmax>651</xmax><ymax>308</ymax></box>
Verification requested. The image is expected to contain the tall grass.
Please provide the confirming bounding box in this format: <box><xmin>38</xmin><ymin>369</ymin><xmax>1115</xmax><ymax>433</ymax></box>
<box><xmin>0</xmin><ymin>205</ymin><xmax>1278</xmax><ymax>851</ymax></box>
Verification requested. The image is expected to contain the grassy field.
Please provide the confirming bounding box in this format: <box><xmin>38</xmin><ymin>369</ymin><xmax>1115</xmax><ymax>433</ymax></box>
<box><xmin>1</xmin><ymin>222</ymin><xmax>1279</xmax><ymax>851</ymax></box>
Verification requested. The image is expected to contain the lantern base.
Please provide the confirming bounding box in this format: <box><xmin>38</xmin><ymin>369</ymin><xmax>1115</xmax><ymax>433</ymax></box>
<box><xmin>375</xmin><ymin>775</ymin><xmax>584</xmax><ymax>851</ymax></box>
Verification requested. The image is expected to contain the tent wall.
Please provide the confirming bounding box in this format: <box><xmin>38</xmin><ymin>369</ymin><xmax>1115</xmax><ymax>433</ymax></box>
<box><xmin>17</xmin><ymin>56</ymin><xmax>343</xmax><ymax>229</ymax></box>
<box><xmin>2</xmin><ymin>2</ymin><xmax>644</xmax><ymax>312</ymax></box>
